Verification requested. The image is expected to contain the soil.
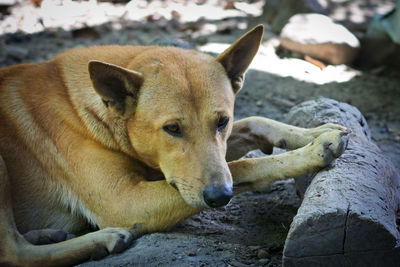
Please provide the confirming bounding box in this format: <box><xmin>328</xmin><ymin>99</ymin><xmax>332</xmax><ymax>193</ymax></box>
<box><xmin>0</xmin><ymin>1</ymin><xmax>399</xmax><ymax>266</ymax></box>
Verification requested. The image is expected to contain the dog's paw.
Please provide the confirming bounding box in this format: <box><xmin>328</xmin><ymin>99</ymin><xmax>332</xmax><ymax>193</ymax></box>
<box><xmin>306</xmin><ymin>123</ymin><xmax>349</xmax><ymax>139</ymax></box>
<box><xmin>310</xmin><ymin>129</ymin><xmax>349</xmax><ymax>167</ymax></box>
<box><xmin>23</xmin><ymin>229</ymin><xmax>75</xmax><ymax>245</ymax></box>
<box><xmin>89</xmin><ymin>227</ymin><xmax>134</xmax><ymax>260</ymax></box>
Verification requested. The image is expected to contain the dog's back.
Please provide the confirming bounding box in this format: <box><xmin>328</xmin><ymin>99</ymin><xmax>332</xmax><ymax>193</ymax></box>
<box><xmin>0</xmin><ymin>59</ymin><xmax>88</xmax><ymax>233</ymax></box>
<box><xmin>0</xmin><ymin>46</ymin><xmax>148</xmax><ymax>233</ymax></box>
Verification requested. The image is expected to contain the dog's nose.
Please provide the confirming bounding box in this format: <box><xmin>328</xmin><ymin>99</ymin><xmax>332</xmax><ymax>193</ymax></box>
<box><xmin>203</xmin><ymin>184</ymin><xmax>233</xmax><ymax>208</ymax></box>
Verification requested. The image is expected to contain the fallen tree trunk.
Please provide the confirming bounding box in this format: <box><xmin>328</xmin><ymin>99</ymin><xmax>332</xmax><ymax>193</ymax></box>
<box><xmin>282</xmin><ymin>98</ymin><xmax>400</xmax><ymax>266</ymax></box>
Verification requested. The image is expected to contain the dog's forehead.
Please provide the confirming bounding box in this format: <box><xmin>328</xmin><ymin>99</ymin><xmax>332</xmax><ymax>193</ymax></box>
<box><xmin>135</xmin><ymin>47</ymin><xmax>221</xmax><ymax>75</ymax></box>
<box><xmin>137</xmin><ymin>47</ymin><xmax>233</xmax><ymax>98</ymax></box>
<box><xmin>133</xmin><ymin>47</ymin><xmax>234</xmax><ymax>119</ymax></box>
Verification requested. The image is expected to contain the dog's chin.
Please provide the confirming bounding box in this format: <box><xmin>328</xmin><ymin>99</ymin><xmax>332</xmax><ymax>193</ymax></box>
<box><xmin>181</xmin><ymin>193</ymin><xmax>210</xmax><ymax>209</ymax></box>
<box><xmin>184</xmin><ymin>199</ymin><xmax>209</xmax><ymax>210</ymax></box>
<box><xmin>169</xmin><ymin>184</ymin><xmax>208</xmax><ymax>209</ymax></box>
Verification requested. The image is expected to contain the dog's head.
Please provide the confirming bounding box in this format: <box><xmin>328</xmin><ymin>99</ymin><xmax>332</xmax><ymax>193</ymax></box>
<box><xmin>88</xmin><ymin>25</ymin><xmax>263</xmax><ymax>209</ymax></box>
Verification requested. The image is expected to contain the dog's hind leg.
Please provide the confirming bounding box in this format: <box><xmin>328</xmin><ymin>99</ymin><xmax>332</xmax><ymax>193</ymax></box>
<box><xmin>0</xmin><ymin>155</ymin><xmax>134</xmax><ymax>267</ymax></box>
<box><xmin>23</xmin><ymin>229</ymin><xmax>75</xmax><ymax>245</ymax></box>
<box><xmin>0</xmin><ymin>154</ymin><xmax>29</xmax><ymax>266</ymax></box>
<box><xmin>226</xmin><ymin>116</ymin><xmax>347</xmax><ymax>161</ymax></box>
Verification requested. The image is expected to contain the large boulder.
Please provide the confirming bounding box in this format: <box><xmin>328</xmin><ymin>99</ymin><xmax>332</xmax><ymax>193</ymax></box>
<box><xmin>280</xmin><ymin>14</ymin><xmax>360</xmax><ymax>65</ymax></box>
<box><xmin>356</xmin><ymin>1</ymin><xmax>400</xmax><ymax>68</ymax></box>
<box><xmin>262</xmin><ymin>0</ymin><xmax>325</xmax><ymax>33</ymax></box>
<box><xmin>262</xmin><ymin>0</ymin><xmax>397</xmax><ymax>34</ymax></box>
<box><xmin>283</xmin><ymin>98</ymin><xmax>400</xmax><ymax>266</ymax></box>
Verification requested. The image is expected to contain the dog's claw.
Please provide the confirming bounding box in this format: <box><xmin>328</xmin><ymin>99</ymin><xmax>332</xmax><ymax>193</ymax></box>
<box><xmin>336</xmin><ymin>133</ymin><xmax>349</xmax><ymax>157</ymax></box>
<box><xmin>340</xmin><ymin>129</ymin><xmax>351</xmax><ymax>136</ymax></box>
<box><xmin>307</xmin><ymin>123</ymin><xmax>349</xmax><ymax>139</ymax></box>
<box><xmin>310</xmin><ymin>129</ymin><xmax>349</xmax><ymax>167</ymax></box>
<box><xmin>100</xmin><ymin>227</ymin><xmax>134</xmax><ymax>254</ymax></box>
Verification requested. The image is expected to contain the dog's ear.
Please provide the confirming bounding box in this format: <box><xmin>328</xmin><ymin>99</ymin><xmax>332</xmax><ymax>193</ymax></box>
<box><xmin>88</xmin><ymin>60</ymin><xmax>143</xmax><ymax>119</ymax></box>
<box><xmin>217</xmin><ymin>25</ymin><xmax>263</xmax><ymax>94</ymax></box>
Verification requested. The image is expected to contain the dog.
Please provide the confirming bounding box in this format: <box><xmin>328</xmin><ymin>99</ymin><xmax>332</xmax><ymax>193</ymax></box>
<box><xmin>0</xmin><ymin>25</ymin><xmax>348</xmax><ymax>266</ymax></box>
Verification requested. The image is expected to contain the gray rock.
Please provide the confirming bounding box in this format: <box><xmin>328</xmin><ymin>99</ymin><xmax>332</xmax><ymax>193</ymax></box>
<box><xmin>356</xmin><ymin>2</ymin><xmax>400</xmax><ymax>68</ymax></box>
<box><xmin>283</xmin><ymin>98</ymin><xmax>400</xmax><ymax>266</ymax></box>
<box><xmin>261</xmin><ymin>0</ymin><xmax>396</xmax><ymax>34</ymax></box>
<box><xmin>262</xmin><ymin>0</ymin><xmax>324</xmax><ymax>33</ymax></box>
<box><xmin>280</xmin><ymin>14</ymin><xmax>360</xmax><ymax>65</ymax></box>
<box><xmin>257</xmin><ymin>248</ymin><xmax>270</xmax><ymax>259</ymax></box>
<box><xmin>5</xmin><ymin>45</ymin><xmax>29</xmax><ymax>61</ymax></box>
<box><xmin>367</xmin><ymin>1</ymin><xmax>400</xmax><ymax>44</ymax></box>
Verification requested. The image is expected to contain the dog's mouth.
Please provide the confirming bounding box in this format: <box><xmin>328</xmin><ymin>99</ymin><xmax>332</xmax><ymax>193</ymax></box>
<box><xmin>164</xmin><ymin>177</ymin><xmax>209</xmax><ymax>209</ymax></box>
<box><xmin>169</xmin><ymin>182</ymin><xmax>179</xmax><ymax>192</ymax></box>
<box><xmin>148</xmin><ymin>175</ymin><xmax>179</xmax><ymax>192</ymax></box>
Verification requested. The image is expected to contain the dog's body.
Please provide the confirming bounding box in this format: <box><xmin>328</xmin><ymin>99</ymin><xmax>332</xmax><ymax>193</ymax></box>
<box><xmin>0</xmin><ymin>26</ymin><xmax>347</xmax><ymax>266</ymax></box>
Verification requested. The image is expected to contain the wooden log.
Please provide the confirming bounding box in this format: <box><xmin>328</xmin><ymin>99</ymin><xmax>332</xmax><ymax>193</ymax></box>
<box><xmin>282</xmin><ymin>98</ymin><xmax>400</xmax><ymax>266</ymax></box>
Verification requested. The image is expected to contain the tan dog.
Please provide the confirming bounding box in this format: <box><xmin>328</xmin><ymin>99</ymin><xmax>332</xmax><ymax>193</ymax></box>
<box><xmin>0</xmin><ymin>25</ymin><xmax>347</xmax><ymax>266</ymax></box>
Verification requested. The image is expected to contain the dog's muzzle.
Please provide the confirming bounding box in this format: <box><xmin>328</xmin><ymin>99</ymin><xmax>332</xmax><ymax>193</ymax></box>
<box><xmin>202</xmin><ymin>184</ymin><xmax>233</xmax><ymax>208</ymax></box>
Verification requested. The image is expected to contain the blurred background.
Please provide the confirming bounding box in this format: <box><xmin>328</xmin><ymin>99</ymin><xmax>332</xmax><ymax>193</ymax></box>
<box><xmin>1</xmin><ymin>0</ymin><xmax>399</xmax><ymax>67</ymax></box>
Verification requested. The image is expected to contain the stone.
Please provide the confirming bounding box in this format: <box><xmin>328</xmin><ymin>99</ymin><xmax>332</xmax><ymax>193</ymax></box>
<box><xmin>280</xmin><ymin>14</ymin><xmax>360</xmax><ymax>65</ymax></box>
<box><xmin>367</xmin><ymin>1</ymin><xmax>400</xmax><ymax>44</ymax></box>
<box><xmin>262</xmin><ymin>0</ymin><xmax>324</xmax><ymax>33</ymax></box>
<box><xmin>282</xmin><ymin>98</ymin><xmax>400</xmax><ymax>266</ymax></box>
<box><xmin>257</xmin><ymin>248</ymin><xmax>270</xmax><ymax>259</ymax></box>
<box><xmin>186</xmin><ymin>251</ymin><xmax>196</xmax><ymax>257</ymax></box>
<box><xmin>356</xmin><ymin>2</ymin><xmax>400</xmax><ymax>68</ymax></box>
<box><xmin>258</xmin><ymin>258</ymin><xmax>270</xmax><ymax>265</ymax></box>
<box><xmin>261</xmin><ymin>0</ymin><xmax>396</xmax><ymax>34</ymax></box>
<box><xmin>5</xmin><ymin>45</ymin><xmax>29</xmax><ymax>61</ymax></box>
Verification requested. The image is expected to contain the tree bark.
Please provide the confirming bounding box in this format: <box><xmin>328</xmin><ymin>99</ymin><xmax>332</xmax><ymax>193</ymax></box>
<box><xmin>283</xmin><ymin>98</ymin><xmax>400</xmax><ymax>266</ymax></box>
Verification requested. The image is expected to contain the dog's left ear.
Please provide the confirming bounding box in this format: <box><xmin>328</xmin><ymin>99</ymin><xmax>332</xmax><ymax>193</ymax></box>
<box><xmin>217</xmin><ymin>25</ymin><xmax>263</xmax><ymax>94</ymax></box>
<box><xmin>88</xmin><ymin>60</ymin><xmax>143</xmax><ymax>119</ymax></box>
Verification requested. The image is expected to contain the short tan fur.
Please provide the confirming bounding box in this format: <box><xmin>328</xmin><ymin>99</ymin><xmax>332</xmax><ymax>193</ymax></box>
<box><xmin>0</xmin><ymin>25</ymin><xmax>347</xmax><ymax>266</ymax></box>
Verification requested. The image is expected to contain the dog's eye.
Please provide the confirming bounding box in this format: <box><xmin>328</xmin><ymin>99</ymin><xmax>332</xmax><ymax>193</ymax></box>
<box><xmin>217</xmin><ymin>116</ymin><xmax>229</xmax><ymax>131</ymax></box>
<box><xmin>163</xmin><ymin>124</ymin><xmax>182</xmax><ymax>137</ymax></box>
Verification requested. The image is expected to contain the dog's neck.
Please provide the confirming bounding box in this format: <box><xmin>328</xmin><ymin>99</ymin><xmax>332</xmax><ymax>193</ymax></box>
<box><xmin>55</xmin><ymin>52</ymin><xmax>140</xmax><ymax>159</ymax></box>
<box><xmin>81</xmin><ymin>102</ymin><xmax>137</xmax><ymax>157</ymax></box>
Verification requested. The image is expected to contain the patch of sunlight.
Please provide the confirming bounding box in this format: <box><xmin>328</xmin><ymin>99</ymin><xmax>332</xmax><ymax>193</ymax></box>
<box><xmin>329</xmin><ymin>0</ymin><xmax>395</xmax><ymax>26</ymax></box>
<box><xmin>1</xmin><ymin>0</ymin><xmax>264</xmax><ymax>35</ymax></box>
<box><xmin>200</xmin><ymin>40</ymin><xmax>361</xmax><ymax>85</ymax></box>
<box><xmin>200</xmin><ymin>43</ymin><xmax>231</xmax><ymax>54</ymax></box>
<box><xmin>125</xmin><ymin>0</ymin><xmax>263</xmax><ymax>23</ymax></box>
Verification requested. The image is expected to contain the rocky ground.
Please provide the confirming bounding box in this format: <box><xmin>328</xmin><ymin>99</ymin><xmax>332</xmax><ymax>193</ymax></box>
<box><xmin>0</xmin><ymin>0</ymin><xmax>399</xmax><ymax>266</ymax></box>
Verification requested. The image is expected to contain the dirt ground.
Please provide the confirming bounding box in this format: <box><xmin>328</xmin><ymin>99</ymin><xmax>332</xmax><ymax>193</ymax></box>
<box><xmin>0</xmin><ymin>1</ymin><xmax>399</xmax><ymax>266</ymax></box>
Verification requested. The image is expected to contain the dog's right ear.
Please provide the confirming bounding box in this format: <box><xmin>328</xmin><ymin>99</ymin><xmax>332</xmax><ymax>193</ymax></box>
<box><xmin>88</xmin><ymin>60</ymin><xmax>143</xmax><ymax>119</ymax></box>
<box><xmin>217</xmin><ymin>25</ymin><xmax>263</xmax><ymax>94</ymax></box>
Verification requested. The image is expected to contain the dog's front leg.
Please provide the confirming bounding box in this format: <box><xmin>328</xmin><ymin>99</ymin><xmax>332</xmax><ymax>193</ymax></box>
<box><xmin>229</xmin><ymin>130</ymin><xmax>348</xmax><ymax>193</ymax></box>
<box><xmin>227</xmin><ymin>116</ymin><xmax>346</xmax><ymax>161</ymax></box>
<box><xmin>86</xmin><ymin>179</ymin><xmax>200</xmax><ymax>232</ymax></box>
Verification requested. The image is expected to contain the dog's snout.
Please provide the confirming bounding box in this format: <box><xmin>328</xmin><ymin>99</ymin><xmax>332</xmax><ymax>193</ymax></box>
<box><xmin>203</xmin><ymin>184</ymin><xmax>233</xmax><ymax>208</ymax></box>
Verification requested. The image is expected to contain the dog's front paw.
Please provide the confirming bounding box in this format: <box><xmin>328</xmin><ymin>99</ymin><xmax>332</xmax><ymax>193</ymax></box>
<box><xmin>306</xmin><ymin>123</ymin><xmax>349</xmax><ymax>139</ymax></box>
<box><xmin>310</xmin><ymin>129</ymin><xmax>349</xmax><ymax>167</ymax></box>
<box><xmin>102</xmin><ymin>228</ymin><xmax>134</xmax><ymax>254</ymax></box>
<box><xmin>89</xmin><ymin>227</ymin><xmax>134</xmax><ymax>260</ymax></box>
